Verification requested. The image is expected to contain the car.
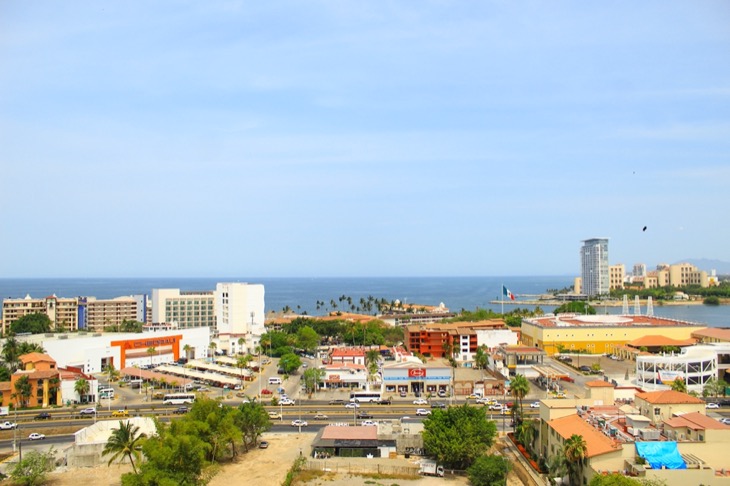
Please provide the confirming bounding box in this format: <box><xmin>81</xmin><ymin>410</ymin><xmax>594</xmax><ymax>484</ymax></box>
<box><xmin>416</xmin><ymin>408</ymin><xmax>431</xmax><ymax>416</ymax></box>
<box><xmin>279</xmin><ymin>398</ymin><xmax>296</xmax><ymax>406</ymax></box>
<box><xmin>579</xmin><ymin>365</ymin><xmax>592</xmax><ymax>373</ymax></box>
<box><xmin>356</xmin><ymin>411</ymin><xmax>373</xmax><ymax>419</ymax></box>
<box><xmin>437</xmin><ymin>390</ymin><xmax>447</xmax><ymax>398</ymax></box>
<box><xmin>34</xmin><ymin>412</ymin><xmax>51</xmax><ymax>420</ymax></box>
<box><xmin>413</xmin><ymin>398</ymin><xmax>428</xmax><ymax>405</ymax></box>
<box><xmin>268</xmin><ymin>411</ymin><xmax>282</xmax><ymax>419</ymax></box>
<box><xmin>377</xmin><ymin>397</ymin><xmax>392</xmax><ymax>405</ymax></box>
<box><xmin>260</xmin><ymin>389</ymin><xmax>273</xmax><ymax>395</ymax></box>
<box><xmin>706</xmin><ymin>402</ymin><xmax>720</xmax><ymax>409</ymax></box>
<box><xmin>173</xmin><ymin>407</ymin><xmax>189</xmax><ymax>414</ymax></box>
<box><xmin>361</xmin><ymin>420</ymin><xmax>377</xmax><ymax>426</ymax></box>
<box><xmin>313</xmin><ymin>412</ymin><xmax>328</xmax><ymax>420</ymax></box>
<box><xmin>430</xmin><ymin>402</ymin><xmax>447</xmax><ymax>409</ymax></box>
<box><xmin>28</xmin><ymin>433</ymin><xmax>46</xmax><ymax>441</ymax></box>
<box><xmin>466</xmin><ymin>394</ymin><xmax>483</xmax><ymax>400</ymax></box>
<box><xmin>79</xmin><ymin>407</ymin><xmax>97</xmax><ymax>415</ymax></box>
<box><xmin>530</xmin><ymin>402</ymin><xmax>540</xmax><ymax>408</ymax></box>
<box><xmin>720</xmin><ymin>418</ymin><xmax>730</xmax><ymax>425</ymax></box>
<box><xmin>488</xmin><ymin>403</ymin><xmax>505</xmax><ymax>411</ymax></box>
<box><xmin>475</xmin><ymin>397</ymin><xmax>492</xmax><ymax>405</ymax></box>
<box><xmin>301</xmin><ymin>363</ymin><xmax>308</xmax><ymax>368</ymax></box>
<box><xmin>329</xmin><ymin>399</ymin><xmax>345</xmax><ymax>405</ymax></box>
<box><xmin>399</xmin><ymin>390</ymin><xmax>407</xmax><ymax>397</ymax></box>
<box><xmin>344</xmin><ymin>402</ymin><xmax>360</xmax><ymax>409</ymax></box>
<box><xmin>112</xmin><ymin>409</ymin><xmax>130</xmax><ymax>417</ymax></box>
<box><xmin>291</xmin><ymin>419</ymin><xmax>308</xmax><ymax>427</ymax></box>
<box><xmin>0</xmin><ymin>421</ymin><xmax>17</xmax><ymax>430</ymax></box>
<box><xmin>259</xmin><ymin>441</ymin><xmax>269</xmax><ymax>449</ymax></box>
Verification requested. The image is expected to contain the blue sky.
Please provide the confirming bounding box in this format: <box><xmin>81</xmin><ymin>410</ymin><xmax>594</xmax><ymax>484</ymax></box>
<box><xmin>1</xmin><ymin>1</ymin><xmax>729</xmax><ymax>278</ymax></box>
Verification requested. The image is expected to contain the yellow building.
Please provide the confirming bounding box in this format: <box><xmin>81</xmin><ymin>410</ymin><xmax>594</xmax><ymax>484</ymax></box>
<box><xmin>520</xmin><ymin>314</ymin><xmax>705</xmax><ymax>356</ymax></box>
<box><xmin>2</xmin><ymin>294</ymin><xmax>78</xmax><ymax>334</ymax></box>
<box><xmin>609</xmin><ymin>264</ymin><xmax>625</xmax><ymax>290</ymax></box>
<box><xmin>634</xmin><ymin>390</ymin><xmax>706</xmax><ymax>425</ymax></box>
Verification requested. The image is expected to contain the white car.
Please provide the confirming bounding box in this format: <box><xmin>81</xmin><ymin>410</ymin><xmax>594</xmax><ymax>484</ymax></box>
<box><xmin>28</xmin><ymin>433</ymin><xmax>46</xmax><ymax>441</ymax></box>
<box><xmin>475</xmin><ymin>397</ymin><xmax>492</xmax><ymax>405</ymax></box>
<box><xmin>720</xmin><ymin>418</ymin><xmax>730</xmax><ymax>425</ymax></box>
<box><xmin>706</xmin><ymin>402</ymin><xmax>720</xmax><ymax>409</ymax></box>
<box><xmin>488</xmin><ymin>403</ymin><xmax>505</xmax><ymax>411</ymax></box>
<box><xmin>344</xmin><ymin>402</ymin><xmax>360</xmax><ymax>409</ymax></box>
<box><xmin>416</xmin><ymin>408</ymin><xmax>431</xmax><ymax>416</ymax></box>
<box><xmin>279</xmin><ymin>398</ymin><xmax>296</xmax><ymax>406</ymax></box>
<box><xmin>413</xmin><ymin>398</ymin><xmax>428</xmax><ymax>405</ymax></box>
<box><xmin>361</xmin><ymin>420</ymin><xmax>377</xmax><ymax>426</ymax></box>
<box><xmin>530</xmin><ymin>402</ymin><xmax>540</xmax><ymax>408</ymax></box>
<box><xmin>79</xmin><ymin>407</ymin><xmax>97</xmax><ymax>415</ymax></box>
<box><xmin>291</xmin><ymin>419</ymin><xmax>308</xmax><ymax>427</ymax></box>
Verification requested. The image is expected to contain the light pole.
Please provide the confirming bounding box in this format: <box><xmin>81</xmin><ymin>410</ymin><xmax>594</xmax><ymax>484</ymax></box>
<box><xmin>249</xmin><ymin>311</ymin><xmax>255</xmax><ymax>355</ymax></box>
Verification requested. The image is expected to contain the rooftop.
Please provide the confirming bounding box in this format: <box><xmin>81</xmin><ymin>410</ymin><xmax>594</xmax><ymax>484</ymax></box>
<box><xmin>321</xmin><ymin>425</ymin><xmax>378</xmax><ymax>440</ymax></box>
<box><xmin>626</xmin><ymin>335</ymin><xmax>697</xmax><ymax>348</ymax></box>
<box><xmin>585</xmin><ymin>380</ymin><xmax>615</xmax><ymax>388</ymax></box>
<box><xmin>635</xmin><ymin>390</ymin><xmax>705</xmax><ymax>405</ymax></box>
<box><xmin>526</xmin><ymin>314</ymin><xmax>705</xmax><ymax>329</ymax></box>
<box><xmin>548</xmin><ymin>414</ymin><xmax>622</xmax><ymax>458</ymax></box>
<box><xmin>664</xmin><ymin>412</ymin><xmax>730</xmax><ymax>431</ymax></box>
<box><xmin>691</xmin><ymin>327</ymin><xmax>730</xmax><ymax>342</ymax></box>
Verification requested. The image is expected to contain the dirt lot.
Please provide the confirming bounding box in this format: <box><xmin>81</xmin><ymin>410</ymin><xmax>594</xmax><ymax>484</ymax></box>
<box><xmin>7</xmin><ymin>432</ymin><xmax>524</xmax><ymax>486</ymax></box>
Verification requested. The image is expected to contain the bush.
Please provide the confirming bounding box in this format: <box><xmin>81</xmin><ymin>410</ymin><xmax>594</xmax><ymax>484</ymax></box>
<box><xmin>704</xmin><ymin>296</ymin><xmax>720</xmax><ymax>305</ymax></box>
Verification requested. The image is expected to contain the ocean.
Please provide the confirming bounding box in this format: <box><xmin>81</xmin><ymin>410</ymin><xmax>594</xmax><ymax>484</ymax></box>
<box><xmin>0</xmin><ymin>276</ymin><xmax>727</xmax><ymax>327</ymax></box>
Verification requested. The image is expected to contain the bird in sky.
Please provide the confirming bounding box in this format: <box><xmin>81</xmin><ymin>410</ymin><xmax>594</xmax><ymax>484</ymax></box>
<box><xmin>642</xmin><ymin>226</ymin><xmax>647</xmax><ymax>232</ymax></box>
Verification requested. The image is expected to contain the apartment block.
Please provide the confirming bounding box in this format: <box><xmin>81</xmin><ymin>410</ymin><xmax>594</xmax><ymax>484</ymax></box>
<box><xmin>151</xmin><ymin>289</ymin><xmax>216</xmax><ymax>331</ymax></box>
<box><xmin>609</xmin><ymin>264</ymin><xmax>625</xmax><ymax>290</ymax></box>
<box><xmin>80</xmin><ymin>295</ymin><xmax>147</xmax><ymax>332</ymax></box>
<box><xmin>580</xmin><ymin>238</ymin><xmax>609</xmax><ymax>297</ymax></box>
<box><xmin>2</xmin><ymin>295</ymin><xmax>78</xmax><ymax>334</ymax></box>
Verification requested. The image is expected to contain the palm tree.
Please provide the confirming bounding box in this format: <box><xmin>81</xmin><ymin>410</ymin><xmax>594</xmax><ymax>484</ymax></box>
<box><xmin>102</xmin><ymin>421</ymin><xmax>147</xmax><ymax>474</ymax></box>
<box><xmin>670</xmin><ymin>377</ymin><xmax>688</xmax><ymax>393</ymax></box>
<box><xmin>474</xmin><ymin>346</ymin><xmax>489</xmax><ymax>370</ymax></box>
<box><xmin>237</xmin><ymin>337</ymin><xmax>245</xmax><ymax>354</ymax></box>
<box><xmin>236</xmin><ymin>355</ymin><xmax>252</xmax><ymax>388</ymax></box>
<box><xmin>12</xmin><ymin>375</ymin><xmax>32</xmax><ymax>408</ymax></box>
<box><xmin>183</xmin><ymin>344</ymin><xmax>192</xmax><ymax>361</ymax></box>
<box><xmin>365</xmin><ymin>349</ymin><xmax>380</xmax><ymax>382</ymax></box>
<box><xmin>510</xmin><ymin>374</ymin><xmax>530</xmax><ymax>419</ymax></box>
<box><xmin>562</xmin><ymin>434</ymin><xmax>587</xmax><ymax>486</ymax></box>
<box><xmin>208</xmin><ymin>342</ymin><xmax>217</xmax><ymax>359</ymax></box>
<box><xmin>146</xmin><ymin>347</ymin><xmax>156</xmax><ymax>368</ymax></box>
<box><xmin>75</xmin><ymin>378</ymin><xmax>90</xmax><ymax>403</ymax></box>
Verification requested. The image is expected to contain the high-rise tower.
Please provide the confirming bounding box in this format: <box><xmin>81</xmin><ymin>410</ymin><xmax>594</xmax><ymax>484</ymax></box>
<box><xmin>580</xmin><ymin>238</ymin><xmax>609</xmax><ymax>297</ymax></box>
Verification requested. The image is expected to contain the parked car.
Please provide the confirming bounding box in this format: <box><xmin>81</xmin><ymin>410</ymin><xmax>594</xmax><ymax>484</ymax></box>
<box><xmin>416</xmin><ymin>408</ymin><xmax>431</xmax><ymax>416</ymax></box>
<box><xmin>413</xmin><ymin>398</ymin><xmax>428</xmax><ymax>405</ymax></box>
<box><xmin>291</xmin><ymin>419</ymin><xmax>308</xmax><ymax>427</ymax></box>
<box><xmin>34</xmin><ymin>412</ymin><xmax>51</xmax><ymax>420</ymax></box>
<box><xmin>706</xmin><ymin>402</ymin><xmax>720</xmax><ymax>409</ymax></box>
<box><xmin>28</xmin><ymin>433</ymin><xmax>46</xmax><ymax>441</ymax></box>
<box><xmin>259</xmin><ymin>441</ymin><xmax>269</xmax><ymax>449</ymax></box>
<box><xmin>720</xmin><ymin>418</ymin><xmax>730</xmax><ymax>425</ymax></box>
<box><xmin>173</xmin><ymin>407</ymin><xmax>189</xmax><ymax>414</ymax></box>
<box><xmin>79</xmin><ymin>407</ymin><xmax>97</xmax><ymax>415</ymax></box>
<box><xmin>437</xmin><ymin>390</ymin><xmax>447</xmax><ymax>398</ymax></box>
<box><xmin>579</xmin><ymin>365</ymin><xmax>592</xmax><ymax>373</ymax></box>
<box><xmin>313</xmin><ymin>412</ymin><xmax>328</xmax><ymax>420</ymax></box>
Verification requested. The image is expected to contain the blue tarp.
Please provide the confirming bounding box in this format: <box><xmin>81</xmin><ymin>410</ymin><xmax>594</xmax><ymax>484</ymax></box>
<box><xmin>635</xmin><ymin>442</ymin><xmax>686</xmax><ymax>470</ymax></box>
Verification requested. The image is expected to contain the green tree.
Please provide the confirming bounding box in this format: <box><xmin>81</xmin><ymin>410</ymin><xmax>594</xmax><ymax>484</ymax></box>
<box><xmin>365</xmin><ymin>349</ymin><xmax>380</xmax><ymax>381</ymax></box>
<box><xmin>147</xmin><ymin>347</ymin><xmax>156</xmax><ymax>368</ymax></box>
<box><xmin>10</xmin><ymin>313</ymin><xmax>52</xmax><ymax>334</ymax></box>
<box><xmin>509</xmin><ymin>374</ymin><xmax>530</xmax><ymax>419</ymax></box>
<box><xmin>296</xmin><ymin>325</ymin><xmax>320</xmax><ymax>354</ymax></box>
<box><xmin>467</xmin><ymin>454</ymin><xmax>512</xmax><ymax>486</ymax></box>
<box><xmin>103</xmin><ymin>420</ymin><xmax>147</xmax><ymax>474</ymax></box>
<box><xmin>1</xmin><ymin>336</ymin><xmax>21</xmax><ymax>371</ymax></box>
<box><xmin>302</xmin><ymin>367</ymin><xmax>325</xmax><ymax>397</ymax></box>
<box><xmin>236</xmin><ymin>355</ymin><xmax>252</xmax><ymax>388</ymax></box>
<box><xmin>554</xmin><ymin>301</ymin><xmax>596</xmax><ymax>315</ymax></box>
<box><xmin>9</xmin><ymin>449</ymin><xmax>55</xmax><ymax>486</ymax></box>
<box><xmin>236</xmin><ymin>401</ymin><xmax>272</xmax><ymax>452</ymax></box>
<box><xmin>703</xmin><ymin>377</ymin><xmax>724</xmax><ymax>398</ymax></box>
<box><xmin>669</xmin><ymin>377</ymin><xmax>687</xmax><ymax>394</ymax></box>
<box><xmin>474</xmin><ymin>346</ymin><xmax>489</xmax><ymax>370</ymax></box>
<box><xmin>279</xmin><ymin>352</ymin><xmax>302</xmax><ymax>375</ymax></box>
<box><xmin>563</xmin><ymin>434</ymin><xmax>587</xmax><ymax>486</ymax></box>
<box><xmin>12</xmin><ymin>375</ymin><xmax>32</xmax><ymax>408</ymax></box>
<box><xmin>422</xmin><ymin>404</ymin><xmax>498</xmax><ymax>469</ymax></box>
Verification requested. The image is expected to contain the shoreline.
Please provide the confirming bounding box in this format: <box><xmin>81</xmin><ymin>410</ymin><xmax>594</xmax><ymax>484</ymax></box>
<box><xmin>489</xmin><ymin>299</ymin><xmax>717</xmax><ymax>307</ymax></box>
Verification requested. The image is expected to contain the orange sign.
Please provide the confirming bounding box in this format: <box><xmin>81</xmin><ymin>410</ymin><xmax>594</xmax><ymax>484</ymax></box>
<box><xmin>110</xmin><ymin>335</ymin><xmax>183</xmax><ymax>368</ymax></box>
<box><xmin>329</xmin><ymin>374</ymin><xmax>341</xmax><ymax>381</ymax></box>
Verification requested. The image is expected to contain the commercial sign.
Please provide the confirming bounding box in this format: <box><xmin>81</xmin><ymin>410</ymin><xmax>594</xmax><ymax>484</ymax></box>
<box><xmin>408</xmin><ymin>368</ymin><xmax>427</xmax><ymax>378</ymax></box>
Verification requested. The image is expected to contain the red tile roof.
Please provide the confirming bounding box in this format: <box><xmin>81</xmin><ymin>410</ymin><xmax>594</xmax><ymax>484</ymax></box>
<box><xmin>691</xmin><ymin>327</ymin><xmax>730</xmax><ymax>342</ymax></box>
<box><xmin>626</xmin><ymin>335</ymin><xmax>696</xmax><ymax>347</ymax></box>
<box><xmin>664</xmin><ymin>412</ymin><xmax>730</xmax><ymax>430</ymax></box>
<box><xmin>548</xmin><ymin>414</ymin><xmax>622</xmax><ymax>458</ymax></box>
<box><xmin>635</xmin><ymin>390</ymin><xmax>704</xmax><ymax>405</ymax></box>
<box><xmin>19</xmin><ymin>353</ymin><xmax>56</xmax><ymax>364</ymax></box>
<box><xmin>585</xmin><ymin>380</ymin><xmax>614</xmax><ymax>388</ymax></box>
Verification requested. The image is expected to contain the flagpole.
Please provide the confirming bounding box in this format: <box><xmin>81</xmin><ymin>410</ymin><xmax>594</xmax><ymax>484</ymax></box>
<box><xmin>501</xmin><ymin>283</ymin><xmax>504</xmax><ymax>315</ymax></box>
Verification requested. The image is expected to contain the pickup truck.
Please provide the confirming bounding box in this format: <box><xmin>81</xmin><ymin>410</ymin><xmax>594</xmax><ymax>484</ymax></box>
<box><xmin>0</xmin><ymin>421</ymin><xmax>18</xmax><ymax>430</ymax></box>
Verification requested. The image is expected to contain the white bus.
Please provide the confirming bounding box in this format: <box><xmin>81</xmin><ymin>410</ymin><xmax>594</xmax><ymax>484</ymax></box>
<box><xmin>349</xmin><ymin>391</ymin><xmax>382</xmax><ymax>403</ymax></box>
<box><xmin>162</xmin><ymin>393</ymin><xmax>196</xmax><ymax>405</ymax></box>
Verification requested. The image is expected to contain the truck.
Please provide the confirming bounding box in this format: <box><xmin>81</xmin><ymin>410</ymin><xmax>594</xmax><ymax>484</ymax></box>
<box><xmin>418</xmin><ymin>459</ymin><xmax>444</xmax><ymax>477</ymax></box>
<box><xmin>0</xmin><ymin>421</ymin><xmax>18</xmax><ymax>430</ymax></box>
<box><xmin>0</xmin><ymin>407</ymin><xmax>9</xmax><ymax>417</ymax></box>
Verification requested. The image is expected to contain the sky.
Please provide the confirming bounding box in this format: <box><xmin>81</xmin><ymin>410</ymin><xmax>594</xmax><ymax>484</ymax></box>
<box><xmin>1</xmin><ymin>1</ymin><xmax>729</xmax><ymax>278</ymax></box>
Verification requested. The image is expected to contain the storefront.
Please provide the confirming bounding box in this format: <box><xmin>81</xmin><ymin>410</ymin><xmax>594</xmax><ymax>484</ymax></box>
<box><xmin>381</xmin><ymin>362</ymin><xmax>451</xmax><ymax>397</ymax></box>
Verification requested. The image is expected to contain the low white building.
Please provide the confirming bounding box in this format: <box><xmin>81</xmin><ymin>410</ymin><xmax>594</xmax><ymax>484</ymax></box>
<box><xmin>636</xmin><ymin>343</ymin><xmax>730</xmax><ymax>393</ymax></box>
<box><xmin>66</xmin><ymin>417</ymin><xmax>157</xmax><ymax>467</ymax></box>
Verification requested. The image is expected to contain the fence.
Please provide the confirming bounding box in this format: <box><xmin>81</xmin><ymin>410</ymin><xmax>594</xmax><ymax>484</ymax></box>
<box><xmin>304</xmin><ymin>459</ymin><xmax>420</xmax><ymax>477</ymax></box>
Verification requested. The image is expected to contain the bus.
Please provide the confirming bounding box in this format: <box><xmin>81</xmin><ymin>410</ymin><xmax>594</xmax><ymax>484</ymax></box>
<box><xmin>162</xmin><ymin>393</ymin><xmax>196</xmax><ymax>405</ymax></box>
<box><xmin>349</xmin><ymin>391</ymin><xmax>382</xmax><ymax>403</ymax></box>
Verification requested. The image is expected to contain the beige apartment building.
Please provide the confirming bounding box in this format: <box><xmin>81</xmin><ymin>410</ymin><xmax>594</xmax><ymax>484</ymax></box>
<box><xmin>2</xmin><ymin>295</ymin><xmax>79</xmax><ymax>334</ymax></box>
<box><xmin>642</xmin><ymin>263</ymin><xmax>709</xmax><ymax>289</ymax></box>
<box><xmin>82</xmin><ymin>296</ymin><xmax>146</xmax><ymax>332</ymax></box>
<box><xmin>609</xmin><ymin>264</ymin><xmax>625</xmax><ymax>290</ymax></box>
